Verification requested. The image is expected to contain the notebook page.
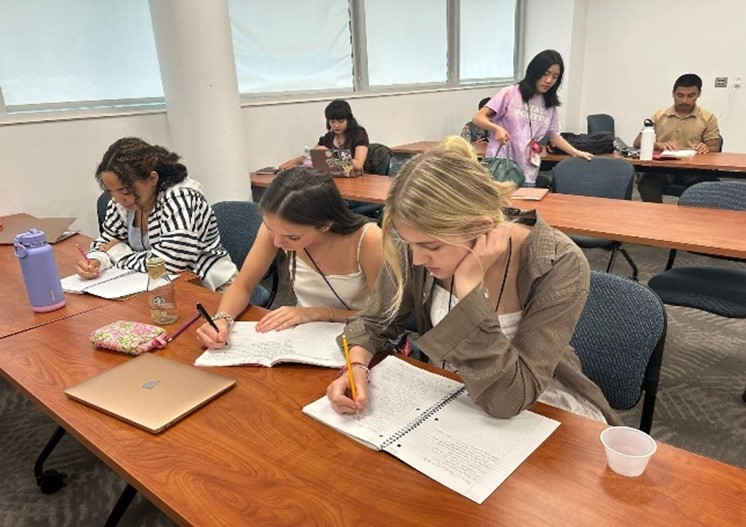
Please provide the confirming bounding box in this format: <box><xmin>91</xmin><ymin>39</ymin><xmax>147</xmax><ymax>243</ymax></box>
<box><xmin>302</xmin><ymin>356</ymin><xmax>464</xmax><ymax>450</ymax></box>
<box><xmin>84</xmin><ymin>272</ymin><xmax>177</xmax><ymax>299</ymax></box>
<box><xmin>195</xmin><ymin>322</ymin><xmax>346</xmax><ymax>368</ymax></box>
<box><xmin>61</xmin><ymin>268</ymin><xmax>135</xmax><ymax>294</ymax></box>
<box><xmin>385</xmin><ymin>390</ymin><xmax>559</xmax><ymax>504</ymax></box>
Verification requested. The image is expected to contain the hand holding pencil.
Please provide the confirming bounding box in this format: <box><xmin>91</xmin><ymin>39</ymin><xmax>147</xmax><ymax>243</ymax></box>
<box><xmin>74</xmin><ymin>243</ymin><xmax>101</xmax><ymax>278</ymax></box>
<box><xmin>327</xmin><ymin>334</ymin><xmax>371</xmax><ymax>414</ymax></box>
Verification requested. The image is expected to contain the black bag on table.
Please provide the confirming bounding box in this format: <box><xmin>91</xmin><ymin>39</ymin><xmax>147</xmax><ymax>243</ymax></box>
<box><xmin>550</xmin><ymin>131</ymin><xmax>615</xmax><ymax>154</ymax></box>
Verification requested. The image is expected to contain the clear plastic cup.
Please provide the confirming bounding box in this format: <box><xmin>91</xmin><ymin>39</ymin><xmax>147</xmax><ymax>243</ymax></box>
<box><xmin>600</xmin><ymin>426</ymin><xmax>657</xmax><ymax>477</ymax></box>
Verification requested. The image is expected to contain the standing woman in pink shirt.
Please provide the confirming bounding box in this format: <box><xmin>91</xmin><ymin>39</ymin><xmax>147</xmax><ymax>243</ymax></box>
<box><xmin>472</xmin><ymin>49</ymin><xmax>593</xmax><ymax>187</ymax></box>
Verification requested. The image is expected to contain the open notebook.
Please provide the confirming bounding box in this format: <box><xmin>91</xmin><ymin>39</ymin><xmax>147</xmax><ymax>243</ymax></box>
<box><xmin>303</xmin><ymin>356</ymin><xmax>559</xmax><ymax>504</ymax></box>
<box><xmin>61</xmin><ymin>268</ymin><xmax>178</xmax><ymax>299</ymax></box>
<box><xmin>195</xmin><ymin>321</ymin><xmax>346</xmax><ymax>368</ymax></box>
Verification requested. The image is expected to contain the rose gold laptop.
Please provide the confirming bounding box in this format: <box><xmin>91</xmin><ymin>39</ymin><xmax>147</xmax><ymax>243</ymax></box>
<box><xmin>65</xmin><ymin>354</ymin><xmax>236</xmax><ymax>433</ymax></box>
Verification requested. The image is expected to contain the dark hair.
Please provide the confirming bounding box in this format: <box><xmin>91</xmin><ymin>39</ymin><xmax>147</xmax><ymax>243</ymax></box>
<box><xmin>324</xmin><ymin>99</ymin><xmax>361</xmax><ymax>133</ymax></box>
<box><xmin>478</xmin><ymin>97</ymin><xmax>491</xmax><ymax>110</ymax></box>
<box><xmin>518</xmin><ymin>49</ymin><xmax>564</xmax><ymax>108</ymax></box>
<box><xmin>260</xmin><ymin>167</ymin><xmax>368</xmax><ymax>236</ymax></box>
<box><xmin>95</xmin><ymin>137</ymin><xmax>187</xmax><ymax>204</ymax></box>
<box><xmin>673</xmin><ymin>73</ymin><xmax>702</xmax><ymax>92</ymax></box>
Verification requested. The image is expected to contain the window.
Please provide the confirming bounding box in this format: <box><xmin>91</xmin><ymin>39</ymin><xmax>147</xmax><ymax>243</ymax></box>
<box><xmin>229</xmin><ymin>0</ymin><xmax>353</xmax><ymax>94</ymax></box>
<box><xmin>0</xmin><ymin>0</ymin><xmax>162</xmax><ymax>109</ymax></box>
<box><xmin>365</xmin><ymin>0</ymin><xmax>448</xmax><ymax>86</ymax></box>
<box><xmin>230</xmin><ymin>0</ymin><xmax>519</xmax><ymax>97</ymax></box>
<box><xmin>460</xmin><ymin>0</ymin><xmax>516</xmax><ymax>81</ymax></box>
<box><xmin>0</xmin><ymin>0</ymin><xmax>519</xmax><ymax>114</ymax></box>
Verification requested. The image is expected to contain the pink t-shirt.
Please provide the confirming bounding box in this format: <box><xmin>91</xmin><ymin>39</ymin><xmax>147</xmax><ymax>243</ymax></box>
<box><xmin>485</xmin><ymin>84</ymin><xmax>560</xmax><ymax>183</ymax></box>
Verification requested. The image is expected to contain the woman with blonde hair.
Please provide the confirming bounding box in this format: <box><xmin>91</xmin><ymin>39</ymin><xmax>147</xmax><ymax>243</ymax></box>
<box><xmin>327</xmin><ymin>136</ymin><xmax>620</xmax><ymax>424</ymax></box>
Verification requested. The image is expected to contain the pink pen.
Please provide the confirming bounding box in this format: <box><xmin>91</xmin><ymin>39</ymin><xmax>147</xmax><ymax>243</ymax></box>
<box><xmin>166</xmin><ymin>313</ymin><xmax>201</xmax><ymax>343</ymax></box>
<box><xmin>75</xmin><ymin>243</ymin><xmax>98</xmax><ymax>276</ymax></box>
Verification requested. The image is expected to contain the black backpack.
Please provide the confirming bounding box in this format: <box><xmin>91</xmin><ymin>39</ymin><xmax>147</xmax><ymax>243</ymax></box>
<box><xmin>550</xmin><ymin>131</ymin><xmax>615</xmax><ymax>155</ymax></box>
<box><xmin>363</xmin><ymin>143</ymin><xmax>393</xmax><ymax>175</ymax></box>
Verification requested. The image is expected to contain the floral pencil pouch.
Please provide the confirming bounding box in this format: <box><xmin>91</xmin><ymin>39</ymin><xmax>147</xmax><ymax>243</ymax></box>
<box><xmin>90</xmin><ymin>320</ymin><xmax>168</xmax><ymax>355</ymax></box>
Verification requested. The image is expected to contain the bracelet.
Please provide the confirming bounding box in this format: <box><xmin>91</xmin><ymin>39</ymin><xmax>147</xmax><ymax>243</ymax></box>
<box><xmin>211</xmin><ymin>312</ymin><xmax>235</xmax><ymax>327</ymax></box>
<box><xmin>335</xmin><ymin>361</ymin><xmax>371</xmax><ymax>382</ymax></box>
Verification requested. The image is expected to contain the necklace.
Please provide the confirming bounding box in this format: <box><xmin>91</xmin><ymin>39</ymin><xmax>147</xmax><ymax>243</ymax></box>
<box><xmin>303</xmin><ymin>247</ymin><xmax>351</xmax><ymax>310</ymax></box>
<box><xmin>448</xmin><ymin>237</ymin><xmax>513</xmax><ymax>313</ymax></box>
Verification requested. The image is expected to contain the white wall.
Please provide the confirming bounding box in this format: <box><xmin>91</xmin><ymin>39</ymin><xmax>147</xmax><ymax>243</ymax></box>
<box><xmin>0</xmin><ymin>114</ymin><xmax>171</xmax><ymax>237</ymax></box>
<box><xmin>581</xmin><ymin>0</ymin><xmax>746</xmax><ymax>149</ymax></box>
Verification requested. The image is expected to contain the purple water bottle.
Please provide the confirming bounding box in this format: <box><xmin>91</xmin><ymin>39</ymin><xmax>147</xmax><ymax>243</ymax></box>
<box><xmin>14</xmin><ymin>229</ymin><xmax>66</xmax><ymax>312</ymax></box>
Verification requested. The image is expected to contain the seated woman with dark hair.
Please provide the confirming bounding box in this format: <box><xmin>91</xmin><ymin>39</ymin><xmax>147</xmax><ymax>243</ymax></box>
<box><xmin>196</xmin><ymin>167</ymin><xmax>384</xmax><ymax>346</ymax></box>
<box><xmin>76</xmin><ymin>137</ymin><xmax>237</xmax><ymax>291</ymax></box>
<box><xmin>279</xmin><ymin>99</ymin><xmax>370</xmax><ymax>173</ymax></box>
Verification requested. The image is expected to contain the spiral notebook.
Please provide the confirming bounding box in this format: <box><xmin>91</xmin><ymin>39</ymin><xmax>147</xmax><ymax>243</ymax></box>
<box><xmin>302</xmin><ymin>356</ymin><xmax>559</xmax><ymax>504</ymax></box>
<box><xmin>60</xmin><ymin>268</ymin><xmax>177</xmax><ymax>299</ymax></box>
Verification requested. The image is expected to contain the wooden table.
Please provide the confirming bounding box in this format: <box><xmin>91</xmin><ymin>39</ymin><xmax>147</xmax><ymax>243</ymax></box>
<box><xmin>249</xmin><ymin>174</ymin><xmax>746</xmax><ymax>259</ymax></box>
<box><xmin>392</xmin><ymin>141</ymin><xmax>746</xmax><ymax>178</ymax></box>
<box><xmin>251</xmin><ymin>171</ymin><xmax>392</xmax><ymax>205</ymax></box>
<box><xmin>0</xmin><ymin>215</ymin><xmax>111</xmax><ymax>339</ymax></box>
<box><xmin>1</xmin><ymin>281</ymin><xmax>745</xmax><ymax>526</ymax></box>
<box><xmin>526</xmin><ymin>193</ymin><xmax>746</xmax><ymax>259</ymax></box>
<box><xmin>541</xmin><ymin>151</ymin><xmax>746</xmax><ymax>177</ymax></box>
<box><xmin>392</xmin><ymin>140</ymin><xmax>487</xmax><ymax>157</ymax></box>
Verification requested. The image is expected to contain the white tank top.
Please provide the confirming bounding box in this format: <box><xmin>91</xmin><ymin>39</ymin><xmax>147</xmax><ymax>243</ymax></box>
<box><xmin>293</xmin><ymin>223</ymin><xmax>373</xmax><ymax>311</ymax></box>
<box><xmin>429</xmin><ymin>284</ymin><xmax>606</xmax><ymax>423</ymax></box>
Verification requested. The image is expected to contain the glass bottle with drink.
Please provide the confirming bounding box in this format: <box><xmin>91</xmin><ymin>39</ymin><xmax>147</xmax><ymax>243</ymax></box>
<box><xmin>146</xmin><ymin>256</ymin><xmax>178</xmax><ymax>325</ymax></box>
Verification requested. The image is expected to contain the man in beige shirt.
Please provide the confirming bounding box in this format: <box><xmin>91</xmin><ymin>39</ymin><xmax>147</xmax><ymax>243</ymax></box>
<box><xmin>633</xmin><ymin>73</ymin><xmax>721</xmax><ymax>202</ymax></box>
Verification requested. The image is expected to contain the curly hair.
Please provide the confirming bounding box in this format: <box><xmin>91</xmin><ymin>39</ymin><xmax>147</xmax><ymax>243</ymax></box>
<box><xmin>95</xmin><ymin>137</ymin><xmax>188</xmax><ymax>204</ymax></box>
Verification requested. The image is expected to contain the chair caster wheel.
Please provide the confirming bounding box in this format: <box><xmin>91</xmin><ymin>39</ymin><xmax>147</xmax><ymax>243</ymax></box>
<box><xmin>37</xmin><ymin>469</ymin><xmax>68</xmax><ymax>494</ymax></box>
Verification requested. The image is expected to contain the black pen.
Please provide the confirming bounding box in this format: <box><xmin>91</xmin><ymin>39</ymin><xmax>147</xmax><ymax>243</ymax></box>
<box><xmin>196</xmin><ymin>302</ymin><xmax>221</xmax><ymax>334</ymax></box>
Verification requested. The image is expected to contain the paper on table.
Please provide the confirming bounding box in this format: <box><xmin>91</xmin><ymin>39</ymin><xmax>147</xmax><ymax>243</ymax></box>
<box><xmin>659</xmin><ymin>149</ymin><xmax>696</xmax><ymax>158</ymax></box>
<box><xmin>511</xmin><ymin>188</ymin><xmax>549</xmax><ymax>201</ymax></box>
<box><xmin>195</xmin><ymin>321</ymin><xmax>346</xmax><ymax>368</ymax></box>
<box><xmin>61</xmin><ymin>269</ymin><xmax>178</xmax><ymax>299</ymax></box>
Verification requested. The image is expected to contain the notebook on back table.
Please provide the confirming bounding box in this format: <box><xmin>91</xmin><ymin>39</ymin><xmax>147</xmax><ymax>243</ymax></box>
<box><xmin>65</xmin><ymin>354</ymin><xmax>236</xmax><ymax>433</ymax></box>
<box><xmin>310</xmin><ymin>147</ymin><xmax>360</xmax><ymax>177</ymax></box>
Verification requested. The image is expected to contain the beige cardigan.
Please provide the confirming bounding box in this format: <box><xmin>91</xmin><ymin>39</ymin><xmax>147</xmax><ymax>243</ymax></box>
<box><xmin>345</xmin><ymin>211</ymin><xmax>621</xmax><ymax>425</ymax></box>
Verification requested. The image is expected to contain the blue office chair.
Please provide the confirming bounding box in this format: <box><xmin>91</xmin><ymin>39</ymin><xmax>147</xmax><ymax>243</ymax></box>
<box><xmin>572</xmin><ymin>272</ymin><xmax>667</xmax><ymax>433</ymax></box>
<box><xmin>212</xmin><ymin>201</ymin><xmax>278</xmax><ymax>308</ymax></box>
<box><xmin>647</xmin><ymin>182</ymin><xmax>746</xmax><ymax>404</ymax></box>
<box><xmin>586</xmin><ymin>113</ymin><xmax>615</xmax><ymax>135</ymax></box>
<box><xmin>552</xmin><ymin>157</ymin><xmax>639</xmax><ymax>280</ymax></box>
<box><xmin>96</xmin><ymin>191</ymin><xmax>110</xmax><ymax>235</ymax></box>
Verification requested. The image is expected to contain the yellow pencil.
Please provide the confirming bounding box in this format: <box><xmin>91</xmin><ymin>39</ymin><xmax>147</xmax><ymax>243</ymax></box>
<box><xmin>342</xmin><ymin>333</ymin><xmax>358</xmax><ymax>401</ymax></box>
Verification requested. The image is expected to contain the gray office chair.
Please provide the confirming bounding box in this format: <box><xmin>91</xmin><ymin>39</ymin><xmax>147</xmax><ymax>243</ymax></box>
<box><xmin>586</xmin><ymin>113</ymin><xmax>615</xmax><ymax>135</ymax></box>
<box><xmin>552</xmin><ymin>157</ymin><xmax>639</xmax><ymax>280</ymax></box>
<box><xmin>572</xmin><ymin>272</ymin><xmax>667</xmax><ymax>433</ymax></box>
<box><xmin>212</xmin><ymin>201</ymin><xmax>277</xmax><ymax>308</ymax></box>
<box><xmin>647</xmin><ymin>182</ymin><xmax>746</xmax><ymax>404</ymax></box>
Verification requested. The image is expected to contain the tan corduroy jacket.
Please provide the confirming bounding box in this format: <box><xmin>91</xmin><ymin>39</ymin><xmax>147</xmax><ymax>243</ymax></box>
<box><xmin>345</xmin><ymin>211</ymin><xmax>621</xmax><ymax>425</ymax></box>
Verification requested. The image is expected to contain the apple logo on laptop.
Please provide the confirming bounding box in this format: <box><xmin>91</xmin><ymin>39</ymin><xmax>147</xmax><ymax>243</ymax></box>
<box><xmin>142</xmin><ymin>380</ymin><xmax>161</xmax><ymax>390</ymax></box>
